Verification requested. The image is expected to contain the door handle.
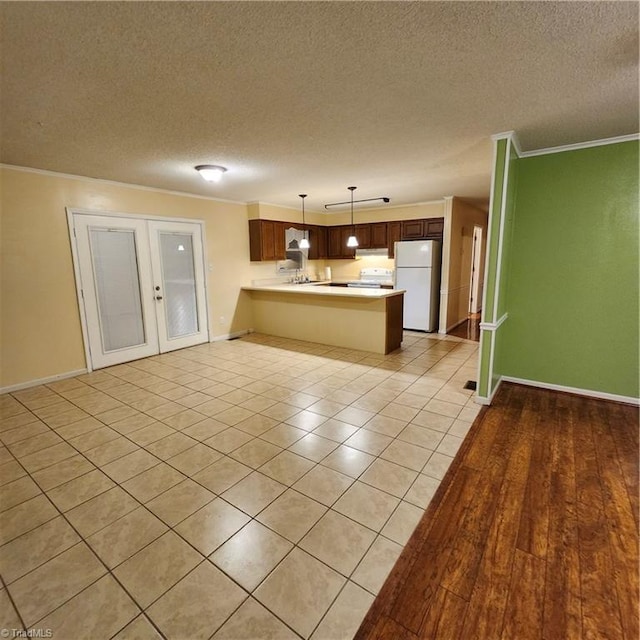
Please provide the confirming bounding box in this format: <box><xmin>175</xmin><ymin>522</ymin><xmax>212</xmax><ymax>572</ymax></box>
<box><xmin>155</xmin><ymin>295</ymin><xmax>163</xmax><ymax>301</ymax></box>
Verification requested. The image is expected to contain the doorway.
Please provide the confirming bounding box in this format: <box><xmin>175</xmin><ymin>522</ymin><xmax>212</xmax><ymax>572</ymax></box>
<box><xmin>69</xmin><ymin>211</ymin><xmax>209</xmax><ymax>370</ymax></box>
<box><xmin>469</xmin><ymin>225</ymin><xmax>483</xmax><ymax>314</ymax></box>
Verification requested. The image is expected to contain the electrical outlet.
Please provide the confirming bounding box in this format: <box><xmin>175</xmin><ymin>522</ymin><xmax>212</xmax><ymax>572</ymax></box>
<box><xmin>219</xmin><ymin>316</ymin><xmax>225</xmax><ymax>324</ymax></box>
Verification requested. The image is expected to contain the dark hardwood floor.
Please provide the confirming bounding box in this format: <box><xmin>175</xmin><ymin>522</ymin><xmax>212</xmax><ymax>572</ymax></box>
<box><xmin>355</xmin><ymin>383</ymin><xmax>639</xmax><ymax>640</ymax></box>
<box><xmin>448</xmin><ymin>314</ymin><xmax>481</xmax><ymax>342</ymax></box>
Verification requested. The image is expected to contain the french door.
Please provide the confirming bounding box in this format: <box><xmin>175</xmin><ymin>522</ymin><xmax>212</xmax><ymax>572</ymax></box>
<box><xmin>71</xmin><ymin>213</ymin><xmax>209</xmax><ymax>370</ymax></box>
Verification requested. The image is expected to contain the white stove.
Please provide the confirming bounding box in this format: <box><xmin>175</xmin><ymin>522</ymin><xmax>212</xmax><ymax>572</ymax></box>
<box><xmin>346</xmin><ymin>268</ymin><xmax>394</xmax><ymax>288</ymax></box>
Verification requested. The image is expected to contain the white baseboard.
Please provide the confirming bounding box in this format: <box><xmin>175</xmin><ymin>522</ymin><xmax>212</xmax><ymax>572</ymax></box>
<box><xmin>446</xmin><ymin>317</ymin><xmax>469</xmax><ymax>332</ymax></box>
<box><xmin>0</xmin><ymin>368</ymin><xmax>89</xmax><ymax>395</ymax></box>
<box><xmin>475</xmin><ymin>376</ymin><xmax>504</xmax><ymax>405</ymax></box>
<box><xmin>209</xmin><ymin>329</ymin><xmax>251</xmax><ymax>343</ymax></box>
<box><xmin>501</xmin><ymin>375</ymin><xmax>639</xmax><ymax>406</ymax></box>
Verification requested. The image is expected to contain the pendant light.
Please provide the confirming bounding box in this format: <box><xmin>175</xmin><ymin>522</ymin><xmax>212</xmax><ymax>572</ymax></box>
<box><xmin>346</xmin><ymin>186</ymin><xmax>358</xmax><ymax>248</ymax></box>
<box><xmin>298</xmin><ymin>194</ymin><xmax>310</xmax><ymax>249</ymax></box>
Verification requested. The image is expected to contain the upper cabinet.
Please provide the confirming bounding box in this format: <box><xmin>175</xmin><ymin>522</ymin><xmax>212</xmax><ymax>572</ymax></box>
<box><xmin>308</xmin><ymin>226</ymin><xmax>327</xmax><ymax>260</ymax></box>
<box><xmin>401</xmin><ymin>218</ymin><xmax>444</xmax><ymax>240</ymax></box>
<box><xmin>249</xmin><ymin>217</ymin><xmax>445</xmax><ymax>261</ymax></box>
<box><xmin>249</xmin><ymin>219</ymin><xmax>286</xmax><ymax>261</ymax></box>
<box><xmin>354</xmin><ymin>224</ymin><xmax>372</xmax><ymax>249</ymax></box>
<box><xmin>327</xmin><ymin>226</ymin><xmax>356</xmax><ymax>259</ymax></box>
<box><xmin>387</xmin><ymin>222</ymin><xmax>401</xmax><ymax>258</ymax></box>
<box><xmin>370</xmin><ymin>222</ymin><xmax>388</xmax><ymax>248</ymax></box>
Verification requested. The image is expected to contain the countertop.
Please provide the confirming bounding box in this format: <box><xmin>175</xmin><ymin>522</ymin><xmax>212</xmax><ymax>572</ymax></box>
<box><xmin>242</xmin><ymin>283</ymin><xmax>404</xmax><ymax>299</ymax></box>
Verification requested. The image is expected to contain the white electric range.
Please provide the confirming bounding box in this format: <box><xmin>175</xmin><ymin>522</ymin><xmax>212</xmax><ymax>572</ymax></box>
<box><xmin>346</xmin><ymin>268</ymin><xmax>394</xmax><ymax>288</ymax></box>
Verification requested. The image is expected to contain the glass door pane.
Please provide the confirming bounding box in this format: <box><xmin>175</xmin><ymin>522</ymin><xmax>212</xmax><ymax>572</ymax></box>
<box><xmin>90</xmin><ymin>229</ymin><xmax>146</xmax><ymax>351</ymax></box>
<box><xmin>148</xmin><ymin>220</ymin><xmax>209</xmax><ymax>353</ymax></box>
<box><xmin>72</xmin><ymin>214</ymin><xmax>159</xmax><ymax>369</ymax></box>
<box><xmin>159</xmin><ymin>232</ymin><xmax>199</xmax><ymax>338</ymax></box>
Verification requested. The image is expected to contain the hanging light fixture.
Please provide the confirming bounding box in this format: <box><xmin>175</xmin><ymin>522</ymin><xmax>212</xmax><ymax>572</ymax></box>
<box><xmin>195</xmin><ymin>165</ymin><xmax>227</xmax><ymax>183</ymax></box>
<box><xmin>298</xmin><ymin>194</ymin><xmax>310</xmax><ymax>249</ymax></box>
<box><xmin>346</xmin><ymin>186</ymin><xmax>358</xmax><ymax>248</ymax></box>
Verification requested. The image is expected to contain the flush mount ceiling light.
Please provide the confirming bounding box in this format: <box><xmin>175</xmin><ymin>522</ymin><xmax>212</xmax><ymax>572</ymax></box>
<box><xmin>298</xmin><ymin>194</ymin><xmax>311</xmax><ymax>250</ymax></box>
<box><xmin>346</xmin><ymin>186</ymin><xmax>359</xmax><ymax>248</ymax></box>
<box><xmin>195</xmin><ymin>165</ymin><xmax>227</xmax><ymax>183</ymax></box>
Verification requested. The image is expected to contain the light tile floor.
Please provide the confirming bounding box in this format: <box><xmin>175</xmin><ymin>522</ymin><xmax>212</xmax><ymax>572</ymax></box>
<box><xmin>0</xmin><ymin>331</ymin><xmax>480</xmax><ymax>639</ymax></box>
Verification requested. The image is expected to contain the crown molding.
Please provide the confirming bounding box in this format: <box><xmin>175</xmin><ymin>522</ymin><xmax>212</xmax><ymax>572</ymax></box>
<box><xmin>0</xmin><ymin>163</ymin><xmax>246</xmax><ymax>205</ymax></box>
<box><xmin>517</xmin><ymin>133</ymin><xmax>639</xmax><ymax>158</ymax></box>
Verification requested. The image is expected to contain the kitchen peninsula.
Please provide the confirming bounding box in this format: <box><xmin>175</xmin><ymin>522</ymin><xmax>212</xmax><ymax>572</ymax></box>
<box><xmin>241</xmin><ymin>284</ymin><xmax>404</xmax><ymax>354</ymax></box>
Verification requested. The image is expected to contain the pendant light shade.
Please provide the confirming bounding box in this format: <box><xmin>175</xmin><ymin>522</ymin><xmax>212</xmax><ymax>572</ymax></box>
<box><xmin>346</xmin><ymin>186</ymin><xmax>358</xmax><ymax>248</ymax></box>
<box><xmin>299</xmin><ymin>194</ymin><xmax>311</xmax><ymax>249</ymax></box>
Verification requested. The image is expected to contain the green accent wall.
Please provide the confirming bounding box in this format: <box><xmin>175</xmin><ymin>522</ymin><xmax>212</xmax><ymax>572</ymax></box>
<box><xmin>483</xmin><ymin>138</ymin><xmax>507</xmax><ymax>320</ymax></box>
<box><xmin>496</xmin><ymin>140</ymin><xmax>639</xmax><ymax>398</ymax></box>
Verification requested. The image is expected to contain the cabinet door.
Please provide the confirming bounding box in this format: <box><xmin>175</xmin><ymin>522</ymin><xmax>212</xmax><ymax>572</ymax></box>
<box><xmin>355</xmin><ymin>224</ymin><xmax>371</xmax><ymax>249</ymax></box>
<box><xmin>273</xmin><ymin>222</ymin><xmax>285</xmax><ymax>259</ymax></box>
<box><xmin>341</xmin><ymin>227</ymin><xmax>356</xmax><ymax>258</ymax></box>
<box><xmin>248</xmin><ymin>219</ymin><xmax>285</xmax><ymax>261</ymax></box>
<box><xmin>370</xmin><ymin>223</ymin><xmax>388</xmax><ymax>248</ymax></box>
<box><xmin>327</xmin><ymin>226</ymin><xmax>343</xmax><ymax>258</ymax></box>
<box><xmin>248</xmin><ymin>220</ymin><xmax>263</xmax><ymax>261</ymax></box>
<box><xmin>262</xmin><ymin>221</ymin><xmax>277</xmax><ymax>260</ymax></box>
<box><xmin>425</xmin><ymin>219</ymin><xmax>444</xmax><ymax>238</ymax></box>
<box><xmin>387</xmin><ymin>222</ymin><xmax>401</xmax><ymax>258</ymax></box>
<box><xmin>308</xmin><ymin>226</ymin><xmax>327</xmax><ymax>260</ymax></box>
<box><xmin>401</xmin><ymin>219</ymin><xmax>425</xmax><ymax>239</ymax></box>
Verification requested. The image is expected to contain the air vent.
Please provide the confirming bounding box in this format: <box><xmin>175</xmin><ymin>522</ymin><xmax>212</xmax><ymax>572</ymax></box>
<box><xmin>463</xmin><ymin>380</ymin><xmax>477</xmax><ymax>391</ymax></box>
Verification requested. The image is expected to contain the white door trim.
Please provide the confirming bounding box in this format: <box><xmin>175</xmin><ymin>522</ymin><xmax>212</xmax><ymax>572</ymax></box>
<box><xmin>66</xmin><ymin>207</ymin><xmax>211</xmax><ymax>371</ymax></box>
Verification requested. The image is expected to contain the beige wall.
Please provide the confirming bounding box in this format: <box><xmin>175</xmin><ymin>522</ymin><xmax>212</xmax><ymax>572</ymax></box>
<box><xmin>0</xmin><ymin>166</ymin><xmax>471</xmax><ymax>389</ymax></box>
<box><xmin>0</xmin><ymin>167</ymin><xmax>260</xmax><ymax>388</ymax></box>
<box><xmin>444</xmin><ymin>197</ymin><xmax>488</xmax><ymax>330</ymax></box>
<box><xmin>249</xmin><ymin>200</ymin><xmax>445</xmax><ymax>228</ymax></box>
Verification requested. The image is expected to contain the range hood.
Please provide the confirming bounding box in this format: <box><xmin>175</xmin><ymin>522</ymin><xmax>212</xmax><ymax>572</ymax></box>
<box><xmin>355</xmin><ymin>248</ymin><xmax>389</xmax><ymax>258</ymax></box>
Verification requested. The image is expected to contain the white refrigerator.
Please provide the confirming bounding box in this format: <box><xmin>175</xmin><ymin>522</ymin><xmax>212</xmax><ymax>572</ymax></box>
<box><xmin>394</xmin><ymin>240</ymin><xmax>441</xmax><ymax>332</ymax></box>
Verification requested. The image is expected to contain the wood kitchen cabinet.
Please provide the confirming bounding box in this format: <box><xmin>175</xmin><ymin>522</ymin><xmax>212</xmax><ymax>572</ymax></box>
<box><xmin>387</xmin><ymin>221</ymin><xmax>401</xmax><ymax>258</ymax></box>
<box><xmin>400</xmin><ymin>218</ymin><xmax>445</xmax><ymax>241</ymax></box>
<box><xmin>370</xmin><ymin>222</ymin><xmax>388</xmax><ymax>248</ymax></box>
<box><xmin>354</xmin><ymin>224</ymin><xmax>371</xmax><ymax>249</ymax></box>
<box><xmin>250</xmin><ymin>217</ymin><xmax>444</xmax><ymax>261</ymax></box>
<box><xmin>401</xmin><ymin>219</ymin><xmax>425</xmax><ymax>239</ymax></box>
<box><xmin>248</xmin><ymin>219</ymin><xmax>285</xmax><ymax>261</ymax></box>
<box><xmin>308</xmin><ymin>225</ymin><xmax>327</xmax><ymax>260</ymax></box>
<box><xmin>327</xmin><ymin>226</ymin><xmax>342</xmax><ymax>258</ymax></box>
<box><xmin>327</xmin><ymin>226</ymin><xmax>355</xmax><ymax>259</ymax></box>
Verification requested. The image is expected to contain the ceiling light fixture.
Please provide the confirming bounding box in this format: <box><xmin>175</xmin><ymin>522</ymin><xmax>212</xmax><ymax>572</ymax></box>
<box><xmin>195</xmin><ymin>165</ymin><xmax>227</xmax><ymax>183</ymax></box>
<box><xmin>324</xmin><ymin>196</ymin><xmax>390</xmax><ymax>210</ymax></box>
<box><xmin>299</xmin><ymin>194</ymin><xmax>310</xmax><ymax>250</ymax></box>
<box><xmin>346</xmin><ymin>186</ymin><xmax>358</xmax><ymax>248</ymax></box>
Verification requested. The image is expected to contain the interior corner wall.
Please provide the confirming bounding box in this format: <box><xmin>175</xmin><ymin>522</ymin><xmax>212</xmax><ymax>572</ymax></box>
<box><xmin>446</xmin><ymin>197</ymin><xmax>488</xmax><ymax>331</ymax></box>
<box><xmin>0</xmin><ymin>167</ymin><xmax>254</xmax><ymax>389</ymax></box>
<box><xmin>494</xmin><ymin>140</ymin><xmax>639</xmax><ymax>400</ymax></box>
<box><xmin>477</xmin><ymin>137</ymin><xmax>518</xmax><ymax>401</ymax></box>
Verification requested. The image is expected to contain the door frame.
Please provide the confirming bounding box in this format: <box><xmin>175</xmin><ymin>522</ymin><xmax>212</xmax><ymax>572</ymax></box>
<box><xmin>468</xmin><ymin>225</ymin><xmax>483</xmax><ymax>314</ymax></box>
<box><xmin>66</xmin><ymin>207</ymin><xmax>212</xmax><ymax>373</ymax></box>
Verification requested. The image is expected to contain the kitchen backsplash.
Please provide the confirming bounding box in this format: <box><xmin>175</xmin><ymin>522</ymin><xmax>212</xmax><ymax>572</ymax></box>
<box><xmin>325</xmin><ymin>255</ymin><xmax>395</xmax><ymax>280</ymax></box>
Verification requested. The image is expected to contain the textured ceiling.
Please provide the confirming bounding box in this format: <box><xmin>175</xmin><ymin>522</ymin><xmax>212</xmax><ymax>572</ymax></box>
<box><xmin>1</xmin><ymin>1</ymin><xmax>638</xmax><ymax>211</ymax></box>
